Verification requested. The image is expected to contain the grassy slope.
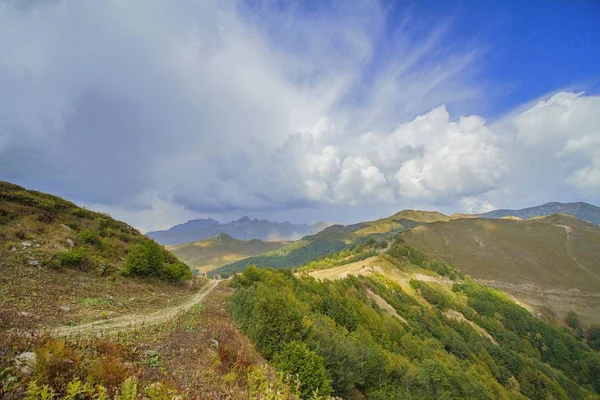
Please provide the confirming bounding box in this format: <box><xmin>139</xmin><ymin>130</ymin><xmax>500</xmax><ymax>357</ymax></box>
<box><xmin>0</xmin><ymin>181</ymin><xmax>198</xmax><ymax>330</ymax></box>
<box><xmin>213</xmin><ymin>210</ymin><xmax>449</xmax><ymax>275</ymax></box>
<box><xmin>401</xmin><ymin>214</ymin><xmax>600</xmax><ymax>324</ymax></box>
<box><xmin>167</xmin><ymin>233</ymin><xmax>288</xmax><ymax>272</ymax></box>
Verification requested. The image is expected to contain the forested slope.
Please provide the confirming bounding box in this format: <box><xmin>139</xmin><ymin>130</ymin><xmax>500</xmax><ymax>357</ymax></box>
<box><xmin>229</xmin><ymin>240</ymin><xmax>600</xmax><ymax>399</ymax></box>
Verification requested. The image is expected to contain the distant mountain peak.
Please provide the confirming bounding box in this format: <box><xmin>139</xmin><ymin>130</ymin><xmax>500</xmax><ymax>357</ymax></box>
<box><xmin>478</xmin><ymin>201</ymin><xmax>600</xmax><ymax>225</ymax></box>
<box><xmin>147</xmin><ymin>216</ymin><xmax>330</xmax><ymax>245</ymax></box>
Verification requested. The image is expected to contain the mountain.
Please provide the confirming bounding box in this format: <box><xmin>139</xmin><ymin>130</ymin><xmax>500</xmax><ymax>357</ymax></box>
<box><xmin>167</xmin><ymin>233</ymin><xmax>288</xmax><ymax>271</ymax></box>
<box><xmin>213</xmin><ymin>209</ymin><xmax>450</xmax><ymax>275</ymax></box>
<box><xmin>401</xmin><ymin>213</ymin><xmax>600</xmax><ymax>324</ymax></box>
<box><xmin>229</xmin><ymin>246</ymin><xmax>600</xmax><ymax>398</ymax></box>
<box><xmin>0</xmin><ymin>180</ymin><xmax>194</xmax><ymax>331</ymax></box>
<box><xmin>146</xmin><ymin>216</ymin><xmax>330</xmax><ymax>245</ymax></box>
<box><xmin>478</xmin><ymin>201</ymin><xmax>600</xmax><ymax>225</ymax></box>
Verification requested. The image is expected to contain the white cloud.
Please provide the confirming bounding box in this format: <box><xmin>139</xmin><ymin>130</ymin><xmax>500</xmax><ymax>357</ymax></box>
<box><xmin>1</xmin><ymin>1</ymin><xmax>599</xmax><ymax>230</ymax></box>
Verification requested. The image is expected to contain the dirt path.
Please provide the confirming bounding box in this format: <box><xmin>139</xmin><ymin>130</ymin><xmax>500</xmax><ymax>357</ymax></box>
<box><xmin>54</xmin><ymin>279</ymin><xmax>220</xmax><ymax>336</ymax></box>
<box><xmin>556</xmin><ymin>224</ymin><xmax>600</xmax><ymax>283</ymax></box>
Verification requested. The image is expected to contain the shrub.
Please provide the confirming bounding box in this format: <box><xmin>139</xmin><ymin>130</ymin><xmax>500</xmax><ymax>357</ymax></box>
<box><xmin>587</xmin><ymin>324</ymin><xmax>600</xmax><ymax>351</ymax></box>
<box><xmin>565</xmin><ymin>311</ymin><xmax>581</xmax><ymax>330</ymax></box>
<box><xmin>122</xmin><ymin>240</ymin><xmax>164</xmax><ymax>277</ymax></box>
<box><xmin>71</xmin><ymin>208</ymin><xmax>95</xmax><ymax>220</ymax></box>
<box><xmin>272</xmin><ymin>341</ymin><xmax>332</xmax><ymax>398</ymax></box>
<box><xmin>162</xmin><ymin>261</ymin><xmax>192</xmax><ymax>282</ymax></box>
<box><xmin>54</xmin><ymin>247</ymin><xmax>87</xmax><ymax>269</ymax></box>
<box><xmin>87</xmin><ymin>356</ymin><xmax>131</xmax><ymax>390</ymax></box>
<box><xmin>37</xmin><ymin>212</ymin><xmax>54</xmax><ymax>223</ymax></box>
<box><xmin>33</xmin><ymin>338</ymin><xmax>80</xmax><ymax>390</ymax></box>
<box><xmin>79</xmin><ymin>228</ymin><xmax>101</xmax><ymax>246</ymax></box>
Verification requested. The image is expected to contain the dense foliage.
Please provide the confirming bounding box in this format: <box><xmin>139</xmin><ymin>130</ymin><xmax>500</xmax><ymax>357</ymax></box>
<box><xmin>123</xmin><ymin>239</ymin><xmax>192</xmax><ymax>281</ymax></box>
<box><xmin>229</xmin><ymin>248</ymin><xmax>600</xmax><ymax>399</ymax></box>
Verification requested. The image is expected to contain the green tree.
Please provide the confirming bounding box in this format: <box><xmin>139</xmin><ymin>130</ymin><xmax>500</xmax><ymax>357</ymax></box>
<box><xmin>273</xmin><ymin>341</ymin><xmax>332</xmax><ymax>399</ymax></box>
<box><xmin>162</xmin><ymin>261</ymin><xmax>192</xmax><ymax>282</ymax></box>
<box><xmin>565</xmin><ymin>311</ymin><xmax>581</xmax><ymax>330</ymax></box>
<box><xmin>587</xmin><ymin>324</ymin><xmax>600</xmax><ymax>351</ymax></box>
<box><xmin>122</xmin><ymin>239</ymin><xmax>164</xmax><ymax>277</ymax></box>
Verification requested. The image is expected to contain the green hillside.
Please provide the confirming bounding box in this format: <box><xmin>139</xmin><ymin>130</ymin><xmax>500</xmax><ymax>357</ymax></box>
<box><xmin>167</xmin><ymin>233</ymin><xmax>289</xmax><ymax>271</ymax></box>
<box><xmin>0</xmin><ymin>181</ymin><xmax>194</xmax><ymax>330</ymax></box>
<box><xmin>213</xmin><ymin>210</ymin><xmax>449</xmax><ymax>276</ymax></box>
<box><xmin>229</xmin><ymin>239</ymin><xmax>600</xmax><ymax>399</ymax></box>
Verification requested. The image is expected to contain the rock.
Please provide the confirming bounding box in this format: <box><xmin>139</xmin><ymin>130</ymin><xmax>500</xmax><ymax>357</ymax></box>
<box><xmin>10</xmin><ymin>247</ymin><xmax>17</xmax><ymax>252</ymax></box>
<box><xmin>61</xmin><ymin>224</ymin><xmax>72</xmax><ymax>231</ymax></box>
<box><xmin>60</xmin><ymin>306</ymin><xmax>71</xmax><ymax>313</ymax></box>
<box><xmin>129</xmin><ymin>297</ymin><xmax>135</xmax><ymax>302</ymax></box>
<box><xmin>66</xmin><ymin>238</ymin><xmax>75</xmax><ymax>248</ymax></box>
<box><xmin>21</xmin><ymin>241</ymin><xmax>32</xmax><ymax>247</ymax></box>
<box><xmin>15</xmin><ymin>352</ymin><xmax>36</xmax><ymax>375</ymax></box>
<box><xmin>210</xmin><ymin>339</ymin><xmax>219</xmax><ymax>348</ymax></box>
<box><xmin>28</xmin><ymin>260</ymin><xmax>40</xmax><ymax>267</ymax></box>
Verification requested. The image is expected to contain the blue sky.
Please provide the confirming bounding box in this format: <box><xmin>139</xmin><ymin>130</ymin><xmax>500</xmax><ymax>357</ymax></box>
<box><xmin>0</xmin><ymin>0</ymin><xmax>599</xmax><ymax>230</ymax></box>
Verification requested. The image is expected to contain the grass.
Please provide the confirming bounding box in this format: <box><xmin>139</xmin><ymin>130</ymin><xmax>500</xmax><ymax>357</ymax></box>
<box><xmin>401</xmin><ymin>214</ymin><xmax>600</xmax><ymax>325</ymax></box>
<box><xmin>0</xmin><ymin>284</ymin><xmax>292</xmax><ymax>399</ymax></box>
<box><xmin>0</xmin><ymin>180</ymin><xmax>197</xmax><ymax>330</ymax></box>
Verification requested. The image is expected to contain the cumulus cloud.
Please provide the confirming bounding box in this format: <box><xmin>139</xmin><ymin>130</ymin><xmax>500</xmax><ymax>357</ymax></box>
<box><xmin>0</xmin><ymin>1</ymin><xmax>598</xmax><ymax>230</ymax></box>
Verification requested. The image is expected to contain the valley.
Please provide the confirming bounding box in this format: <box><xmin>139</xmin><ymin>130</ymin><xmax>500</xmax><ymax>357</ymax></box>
<box><xmin>167</xmin><ymin>233</ymin><xmax>289</xmax><ymax>272</ymax></box>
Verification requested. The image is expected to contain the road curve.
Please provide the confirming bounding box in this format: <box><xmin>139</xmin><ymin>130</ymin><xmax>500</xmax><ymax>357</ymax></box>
<box><xmin>53</xmin><ymin>279</ymin><xmax>220</xmax><ymax>336</ymax></box>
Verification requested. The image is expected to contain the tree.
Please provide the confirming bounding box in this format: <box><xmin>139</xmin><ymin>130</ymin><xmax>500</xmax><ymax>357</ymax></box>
<box><xmin>162</xmin><ymin>261</ymin><xmax>192</xmax><ymax>282</ymax></box>
<box><xmin>273</xmin><ymin>341</ymin><xmax>332</xmax><ymax>399</ymax></box>
<box><xmin>565</xmin><ymin>311</ymin><xmax>581</xmax><ymax>330</ymax></box>
<box><xmin>122</xmin><ymin>239</ymin><xmax>164</xmax><ymax>277</ymax></box>
<box><xmin>587</xmin><ymin>324</ymin><xmax>600</xmax><ymax>351</ymax></box>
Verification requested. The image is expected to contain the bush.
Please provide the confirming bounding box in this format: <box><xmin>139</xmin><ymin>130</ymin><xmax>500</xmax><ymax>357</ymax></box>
<box><xmin>587</xmin><ymin>324</ymin><xmax>600</xmax><ymax>351</ymax></box>
<box><xmin>565</xmin><ymin>311</ymin><xmax>581</xmax><ymax>330</ymax></box>
<box><xmin>49</xmin><ymin>247</ymin><xmax>87</xmax><ymax>269</ymax></box>
<box><xmin>79</xmin><ymin>228</ymin><xmax>101</xmax><ymax>246</ymax></box>
<box><xmin>33</xmin><ymin>338</ymin><xmax>81</xmax><ymax>390</ymax></box>
<box><xmin>87</xmin><ymin>356</ymin><xmax>131</xmax><ymax>390</ymax></box>
<box><xmin>71</xmin><ymin>208</ymin><xmax>95</xmax><ymax>220</ymax></box>
<box><xmin>162</xmin><ymin>261</ymin><xmax>192</xmax><ymax>282</ymax></box>
<box><xmin>122</xmin><ymin>240</ymin><xmax>164</xmax><ymax>277</ymax></box>
<box><xmin>272</xmin><ymin>341</ymin><xmax>332</xmax><ymax>398</ymax></box>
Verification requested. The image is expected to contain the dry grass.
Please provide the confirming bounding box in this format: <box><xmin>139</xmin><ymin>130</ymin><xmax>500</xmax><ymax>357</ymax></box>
<box><xmin>401</xmin><ymin>214</ymin><xmax>600</xmax><ymax>325</ymax></box>
<box><xmin>0</xmin><ymin>284</ymin><xmax>285</xmax><ymax>399</ymax></box>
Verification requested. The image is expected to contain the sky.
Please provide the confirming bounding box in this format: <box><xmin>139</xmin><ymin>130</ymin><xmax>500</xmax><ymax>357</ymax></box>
<box><xmin>0</xmin><ymin>0</ymin><xmax>599</xmax><ymax>232</ymax></box>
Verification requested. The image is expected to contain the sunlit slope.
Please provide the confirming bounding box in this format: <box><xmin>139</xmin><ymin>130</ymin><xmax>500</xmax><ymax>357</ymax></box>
<box><xmin>479</xmin><ymin>201</ymin><xmax>600</xmax><ymax>225</ymax></box>
<box><xmin>230</xmin><ymin>239</ymin><xmax>600</xmax><ymax>398</ymax></box>
<box><xmin>401</xmin><ymin>214</ymin><xmax>600</xmax><ymax>292</ymax></box>
<box><xmin>213</xmin><ymin>210</ymin><xmax>449</xmax><ymax>275</ymax></box>
<box><xmin>0</xmin><ymin>181</ymin><xmax>196</xmax><ymax>330</ymax></box>
<box><xmin>167</xmin><ymin>233</ymin><xmax>288</xmax><ymax>271</ymax></box>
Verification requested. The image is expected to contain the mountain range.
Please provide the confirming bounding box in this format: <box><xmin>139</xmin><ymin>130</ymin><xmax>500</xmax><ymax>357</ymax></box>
<box><xmin>478</xmin><ymin>201</ymin><xmax>600</xmax><ymax>225</ymax></box>
<box><xmin>167</xmin><ymin>233</ymin><xmax>288</xmax><ymax>271</ymax></box>
<box><xmin>146</xmin><ymin>216</ymin><xmax>330</xmax><ymax>245</ymax></box>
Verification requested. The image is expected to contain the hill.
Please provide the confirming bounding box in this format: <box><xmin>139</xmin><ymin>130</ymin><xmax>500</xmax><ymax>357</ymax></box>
<box><xmin>167</xmin><ymin>233</ymin><xmax>288</xmax><ymax>272</ymax></box>
<box><xmin>229</xmin><ymin>239</ymin><xmax>600</xmax><ymax>398</ymax></box>
<box><xmin>401</xmin><ymin>214</ymin><xmax>600</xmax><ymax>324</ymax></box>
<box><xmin>479</xmin><ymin>201</ymin><xmax>600</xmax><ymax>225</ymax></box>
<box><xmin>0</xmin><ymin>181</ymin><xmax>195</xmax><ymax>330</ymax></box>
<box><xmin>147</xmin><ymin>216</ymin><xmax>330</xmax><ymax>245</ymax></box>
<box><xmin>213</xmin><ymin>210</ymin><xmax>449</xmax><ymax>276</ymax></box>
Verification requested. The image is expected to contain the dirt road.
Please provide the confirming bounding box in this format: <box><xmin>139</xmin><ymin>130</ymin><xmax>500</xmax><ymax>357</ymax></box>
<box><xmin>54</xmin><ymin>279</ymin><xmax>220</xmax><ymax>336</ymax></box>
